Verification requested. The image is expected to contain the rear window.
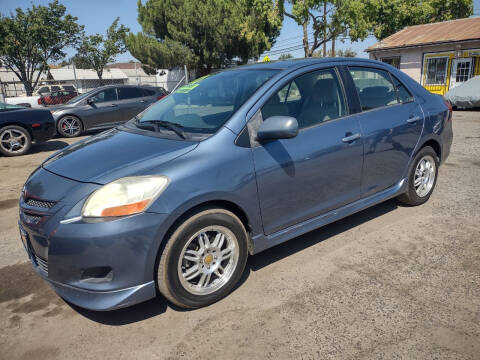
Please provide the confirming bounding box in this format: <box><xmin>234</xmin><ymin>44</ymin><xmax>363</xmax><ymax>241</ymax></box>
<box><xmin>118</xmin><ymin>87</ymin><xmax>144</xmax><ymax>100</ymax></box>
<box><xmin>349</xmin><ymin>67</ymin><xmax>399</xmax><ymax>111</ymax></box>
<box><xmin>392</xmin><ymin>76</ymin><xmax>414</xmax><ymax>103</ymax></box>
<box><xmin>143</xmin><ymin>89</ymin><xmax>156</xmax><ymax>96</ymax></box>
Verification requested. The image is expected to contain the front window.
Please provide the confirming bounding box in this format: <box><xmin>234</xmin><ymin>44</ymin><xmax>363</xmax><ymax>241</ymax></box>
<box><xmin>134</xmin><ymin>69</ymin><xmax>279</xmax><ymax>135</ymax></box>
<box><xmin>425</xmin><ymin>57</ymin><xmax>448</xmax><ymax>85</ymax></box>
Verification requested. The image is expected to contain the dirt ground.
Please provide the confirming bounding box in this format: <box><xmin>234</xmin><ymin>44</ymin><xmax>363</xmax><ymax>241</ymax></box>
<box><xmin>0</xmin><ymin>112</ymin><xmax>479</xmax><ymax>360</ymax></box>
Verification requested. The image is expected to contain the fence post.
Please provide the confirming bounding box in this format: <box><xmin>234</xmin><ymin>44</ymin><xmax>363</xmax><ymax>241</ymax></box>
<box><xmin>184</xmin><ymin>65</ymin><xmax>189</xmax><ymax>84</ymax></box>
<box><xmin>72</xmin><ymin>64</ymin><xmax>79</xmax><ymax>92</ymax></box>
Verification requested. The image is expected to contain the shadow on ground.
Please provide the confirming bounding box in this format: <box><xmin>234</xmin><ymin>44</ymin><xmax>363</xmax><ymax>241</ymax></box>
<box><xmin>2</xmin><ymin>199</ymin><xmax>398</xmax><ymax>325</ymax></box>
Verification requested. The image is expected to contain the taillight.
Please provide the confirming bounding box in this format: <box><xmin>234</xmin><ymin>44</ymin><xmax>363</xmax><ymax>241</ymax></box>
<box><xmin>157</xmin><ymin>94</ymin><xmax>166</xmax><ymax>100</ymax></box>
<box><xmin>444</xmin><ymin>99</ymin><xmax>453</xmax><ymax>121</ymax></box>
<box><xmin>37</xmin><ymin>98</ymin><xmax>42</xmax><ymax>104</ymax></box>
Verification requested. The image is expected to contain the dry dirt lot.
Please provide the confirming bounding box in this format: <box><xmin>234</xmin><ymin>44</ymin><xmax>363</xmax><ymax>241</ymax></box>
<box><xmin>0</xmin><ymin>112</ymin><xmax>479</xmax><ymax>360</ymax></box>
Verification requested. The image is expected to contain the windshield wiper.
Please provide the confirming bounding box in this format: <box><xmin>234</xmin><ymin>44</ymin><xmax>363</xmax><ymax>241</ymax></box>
<box><xmin>134</xmin><ymin>117</ymin><xmax>186</xmax><ymax>139</ymax></box>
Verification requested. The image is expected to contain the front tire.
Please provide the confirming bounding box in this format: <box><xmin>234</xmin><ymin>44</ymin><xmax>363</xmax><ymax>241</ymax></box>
<box><xmin>397</xmin><ymin>146</ymin><xmax>439</xmax><ymax>206</ymax></box>
<box><xmin>0</xmin><ymin>125</ymin><xmax>32</xmax><ymax>156</ymax></box>
<box><xmin>57</xmin><ymin>115</ymin><xmax>83</xmax><ymax>137</ymax></box>
<box><xmin>157</xmin><ymin>208</ymin><xmax>248</xmax><ymax>308</ymax></box>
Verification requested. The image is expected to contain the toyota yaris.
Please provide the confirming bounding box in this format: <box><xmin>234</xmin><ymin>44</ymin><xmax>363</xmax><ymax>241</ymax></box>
<box><xmin>18</xmin><ymin>58</ymin><xmax>452</xmax><ymax>310</ymax></box>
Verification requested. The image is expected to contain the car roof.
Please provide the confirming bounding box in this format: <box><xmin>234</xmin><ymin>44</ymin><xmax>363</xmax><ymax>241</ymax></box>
<box><xmin>237</xmin><ymin>57</ymin><xmax>388</xmax><ymax>71</ymax></box>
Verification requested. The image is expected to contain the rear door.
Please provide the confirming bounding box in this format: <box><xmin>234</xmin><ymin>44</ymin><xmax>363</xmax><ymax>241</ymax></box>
<box><xmin>116</xmin><ymin>87</ymin><xmax>146</xmax><ymax>122</ymax></box>
<box><xmin>346</xmin><ymin>66</ymin><xmax>423</xmax><ymax>197</ymax></box>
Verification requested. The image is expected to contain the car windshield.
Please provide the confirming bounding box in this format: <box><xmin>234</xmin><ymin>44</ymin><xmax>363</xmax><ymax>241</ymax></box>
<box><xmin>135</xmin><ymin>68</ymin><xmax>279</xmax><ymax>134</ymax></box>
<box><xmin>66</xmin><ymin>89</ymin><xmax>95</xmax><ymax>104</ymax></box>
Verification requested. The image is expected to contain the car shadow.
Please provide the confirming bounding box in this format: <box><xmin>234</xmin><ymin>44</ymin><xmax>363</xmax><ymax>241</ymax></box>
<box><xmin>29</xmin><ymin>140</ymin><xmax>70</xmax><ymax>154</ymax></box>
<box><xmin>69</xmin><ymin>199</ymin><xmax>398</xmax><ymax>325</ymax></box>
<box><xmin>247</xmin><ymin>199</ymin><xmax>399</xmax><ymax>272</ymax></box>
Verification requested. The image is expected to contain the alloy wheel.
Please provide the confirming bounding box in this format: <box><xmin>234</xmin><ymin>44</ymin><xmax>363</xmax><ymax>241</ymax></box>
<box><xmin>414</xmin><ymin>155</ymin><xmax>436</xmax><ymax>197</ymax></box>
<box><xmin>59</xmin><ymin>116</ymin><xmax>81</xmax><ymax>137</ymax></box>
<box><xmin>0</xmin><ymin>129</ymin><xmax>28</xmax><ymax>155</ymax></box>
<box><xmin>177</xmin><ymin>226</ymin><xmax>239</xmax><ymax>295</ymax></box>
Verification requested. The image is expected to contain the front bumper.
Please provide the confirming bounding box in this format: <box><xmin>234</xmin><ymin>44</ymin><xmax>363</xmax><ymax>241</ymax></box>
<box><xmin>19</xmin><ymin>168</ymin><xmax>170</xmax><ymax>311</ymax></box>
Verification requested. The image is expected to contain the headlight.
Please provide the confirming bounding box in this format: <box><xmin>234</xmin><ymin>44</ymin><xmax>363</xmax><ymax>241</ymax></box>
<box><xmin>82</xmin><ymin>176</ymin><xmax>169</xmax><ymax>217</ymax></box>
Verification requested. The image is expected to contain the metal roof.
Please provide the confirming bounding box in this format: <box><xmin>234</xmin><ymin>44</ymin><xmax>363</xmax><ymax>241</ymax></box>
<box><xmin>50</xmin><ymin>68</ymin><xmax>128</xmax><ymax>80</ymax></box>
<box><xmin>367</xmin><ymin>17</ymin><xmax>480</xmax><ymax>52</ymax></box>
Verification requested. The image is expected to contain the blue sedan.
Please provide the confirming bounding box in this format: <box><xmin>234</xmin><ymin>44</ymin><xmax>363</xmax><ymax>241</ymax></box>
<box><xmin>18</xmin><ymin>58</ymin><xmax>453</xmax><ymax>310</ymax></box>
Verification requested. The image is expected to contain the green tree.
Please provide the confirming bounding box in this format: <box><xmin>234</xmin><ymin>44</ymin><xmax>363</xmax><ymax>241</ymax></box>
<box><xmin>368</xmin><ymin>0</ymin><xmax>473</xmax><ymax>40</ymax></box>
<box><xmin>0</xmin><ymin>1</ymin><xmax>83</xmax><ymax>95</ymax></box>
<box><xmin>74</xmin><ymin>18</ymin><xmax>129</xmax><ymax>82</ymax></box>
<box><xmin>125</xmin><ymin>0</ymin><xmax>284</xmax><ymax>74</ymax></box>
<box><xmin>278</xmin><ymin>53</ymin><xmax>294</xmax><ymax>59</ymax></box>
<box><xmin>283</xmin><ymin>1</ymin><xmax>371</xmax><ymax>57</ymax></box>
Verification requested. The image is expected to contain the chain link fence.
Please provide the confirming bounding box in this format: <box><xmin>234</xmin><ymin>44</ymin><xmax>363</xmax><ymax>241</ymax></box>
<box><xmin>0</xmin><ymin>64</ymin><xmax>192</xmax><ymax>107</ymax></box>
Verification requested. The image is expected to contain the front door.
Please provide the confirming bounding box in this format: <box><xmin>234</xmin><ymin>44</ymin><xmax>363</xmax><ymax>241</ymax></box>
<box><xmin>82</xmin><ymin>87</ymin><xmax>121</xmax><ymax>129</ymax></box>
<box><xmin>252</xmin><ymin>67</ymin><xmax>364</xmax><ymax>235</ymax></box>
<box><xmin>450</xmin><ymin>58</ymin><xmax>473</xmax><ymax>89</ymax></box>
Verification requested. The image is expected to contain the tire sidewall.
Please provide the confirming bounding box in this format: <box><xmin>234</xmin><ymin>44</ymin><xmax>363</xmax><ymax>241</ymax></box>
<box><xmin>160</xmin><ymin>211</ymin><xmax>248</xmax><ymax>308</ymax></box>
<box><xmin>406</xmin><ymin>146</ymin><xmax>439</xmax><ymax>205</ymax></box>
<box><xmin>0</xmin><ymin>125</ymin><xmax>32</xmax><ymax>156</ymax></box>
<box><xmin>57</xmin><ymin>116</ymin><xmax>82</xmax><ymax>137</ymax></box>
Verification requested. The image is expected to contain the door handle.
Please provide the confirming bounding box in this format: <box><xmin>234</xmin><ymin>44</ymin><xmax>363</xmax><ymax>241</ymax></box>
<box><xmin>407</xmin><ymin>115</ymin><xmax>421</xmax><ymax>123</ymax></box>
<box><xmin>110</xmin><ymin>104</ymin><xmax>118</xmax><ymax>107</ymax></box>
<box><xmin>139</xmin><ymin>100</ymin><xmax>146</xmax><ymax>103</ymax></box>
<box><xmin>342</xmin><ymin>133</ymin><xmax>362</xmax><ymax>143</ymax></box>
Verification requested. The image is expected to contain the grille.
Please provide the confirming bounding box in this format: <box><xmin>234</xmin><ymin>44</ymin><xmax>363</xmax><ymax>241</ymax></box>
<box><xmin>33</xmin><ymin>254</ymin><xmax>48</xmax><ymax>274</ymax></box>
<box><xmin>25</xmin><ymin>198</ymin><xmax>56</xmax><ymax>209</ymax></box>
<box><xmin>22</xmin><ymin>212</ymin><xmax>42</xmax><ymax>225</ymax></box>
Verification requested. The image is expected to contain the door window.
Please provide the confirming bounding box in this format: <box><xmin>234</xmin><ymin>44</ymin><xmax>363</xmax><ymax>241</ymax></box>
<box><xmin>90</xmin><ymin>88</ymin><xmax>117</xmax><ymax>103</ymax></box>
<box><xmin>261</xmin><ymin>68</ymin><xmax>346</xmax><ymax>129</ymax></box>
<box><xmin>391</xmin><ymin>76</ymin><xmax>414</xmax><ymax>103</ymax></box>
<box><xmin>118</xmin><ymin>87</ymin><xmax>144</xmax><ymax>100</ymax></box>
<box><xmin>349</xmin><ymin>67</ymin><xmax>399</xmax><ymax>111</ymax></box>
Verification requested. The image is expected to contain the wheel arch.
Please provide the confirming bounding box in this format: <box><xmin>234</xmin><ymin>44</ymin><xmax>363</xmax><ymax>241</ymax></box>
<box><xmin>417</xmin><ymin>138</ymin><xmax>441</xmax><ymax>162</ymax></box>
<box><xmin>153</xmin><ymin>199</ymin><xmax>254</xmax><ymax>277</ymax></box>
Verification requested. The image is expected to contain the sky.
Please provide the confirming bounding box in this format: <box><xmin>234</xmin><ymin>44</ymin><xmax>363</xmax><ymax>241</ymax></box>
<box><xmin>0</xmin><ymin>0</ymin><xmax>479</xmax><ymax>63</ymax></box>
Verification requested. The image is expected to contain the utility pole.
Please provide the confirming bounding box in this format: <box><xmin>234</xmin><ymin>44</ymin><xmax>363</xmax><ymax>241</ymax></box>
<box><xmin>323</xmin><ymin>1</ymin><xmax>327</xmax><ymax>57</ymax></box>
<box><xmin>184</xmin><ymin>64</ymin><xmax>189</xmax><ymax>84</ymax></box>
<box><xmin>72</xmin><ymin>64</ymin><xmax>79</xmax><ymax>93</ymax></box>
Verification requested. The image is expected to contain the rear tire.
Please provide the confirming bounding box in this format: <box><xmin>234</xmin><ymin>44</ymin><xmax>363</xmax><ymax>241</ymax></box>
<box><xmin>397</xmin><ymin>146</ymin><xmax>439</xmax><ymax>206</ymax></box>
<box><xmin>57</xmin><ymin>115</ymin><xmax>83</xmax><ymax>137</ymax></box>
<box><xmin>0</xmin><ymin>125</ymin><xmax>32</xmax><ymax>156</ymax></box>
<box><xmin>156</xmin><ymin>208</ymin><xmax>248</xmax><ymax>308</ymax></box>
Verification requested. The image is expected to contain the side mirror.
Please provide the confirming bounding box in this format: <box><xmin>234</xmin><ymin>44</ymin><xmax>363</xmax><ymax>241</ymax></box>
<box><xmin>86</xmin><ymin>98</ymin><xmax>95</xmax><ymax>105</ymax></box>
<box><xmin>257</xmin><ymin>116</ymin><xmax>299</xmax><ymax>141</ymax></box>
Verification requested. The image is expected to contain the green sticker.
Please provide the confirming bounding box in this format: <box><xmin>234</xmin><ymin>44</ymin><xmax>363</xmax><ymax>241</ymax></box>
<box><xmin>175</xmin><ymin>75</ymin><xmax>210</xmax><ymax>93</ymax></box>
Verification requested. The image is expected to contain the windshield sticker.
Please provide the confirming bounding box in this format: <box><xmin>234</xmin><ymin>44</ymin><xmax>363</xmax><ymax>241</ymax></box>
<box><xmin>176</xmin><ymin>75</ymin><xmax>210</xmax><ymax>93</ymax></box>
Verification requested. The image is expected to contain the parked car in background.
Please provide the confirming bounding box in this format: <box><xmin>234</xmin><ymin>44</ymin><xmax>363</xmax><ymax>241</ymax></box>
<box><xmin>0</xmin><ymin>103</ymin><xmax>55</xmax><ymax>156</ymax></box>
<box><xmin>444</xmin><ymin>76</ymin><xmax>480</xmax><ymax>109</ymax></box>
<box><xmin>18</xmin><ymin>58</ymin><xmax>452</xmax><ymax>310</ymax></box>
<box><xmin>5</xmin><ymin>95</ymin><xmax>41</xmax><ymax>108</ymax></box>
<box><xmin>50</xmin><ymin>85</ymin><xmax>168</xmax><ymax>137</ymax></box>
<box><xmin>38</xmin><ymin>90</ymin><xmax>79</xmax><ymax>106</ymax></box>
<box><xmin>34</xmin><ymin>84</ymin><xmax>77</xmax><ymax>96</ymax></box>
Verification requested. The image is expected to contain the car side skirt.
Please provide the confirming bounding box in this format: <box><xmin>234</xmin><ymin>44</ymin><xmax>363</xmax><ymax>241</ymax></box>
<box><xmin>251</xmin><ymin>178</ymin><xmax>407</xmax><ymax>254</ymax></box>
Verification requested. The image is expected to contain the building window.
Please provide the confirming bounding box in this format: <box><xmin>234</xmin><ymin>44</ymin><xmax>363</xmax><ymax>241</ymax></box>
<box><xmin>381</xmin><ymin>57</ymin><xmax>401</xmax><ymax>69</ymax></box>
<box><xmin>425</xmin><ymin>57</ymin><xmax>448</xmax><ymax>85</ymax></box>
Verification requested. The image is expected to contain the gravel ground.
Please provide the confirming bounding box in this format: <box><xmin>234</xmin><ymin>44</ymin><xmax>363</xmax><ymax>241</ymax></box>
<box><xmin>0</xmin><ymin>112</ymin><xmax>479</xmax><ymax>360</ymax></box>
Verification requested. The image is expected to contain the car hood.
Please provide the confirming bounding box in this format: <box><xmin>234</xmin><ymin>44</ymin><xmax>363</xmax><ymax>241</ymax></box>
<box><xmin>43</xmin><ymin>128</ymin><xmax>198</xmax><ymax>184</ymax></box>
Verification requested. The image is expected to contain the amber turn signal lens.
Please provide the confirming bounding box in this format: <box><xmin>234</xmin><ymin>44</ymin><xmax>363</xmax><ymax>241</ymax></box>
<box><xmin>100</xmin><ymin>199</ymin><xmax>150</xmax><ymax>217</ymax></box>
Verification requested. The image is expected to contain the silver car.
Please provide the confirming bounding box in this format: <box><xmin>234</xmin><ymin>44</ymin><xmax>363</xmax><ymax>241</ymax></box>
<box><xmin>50</xmin><ymin>85</ymin><xmax>168</xmax><ymax>137</ymax></box>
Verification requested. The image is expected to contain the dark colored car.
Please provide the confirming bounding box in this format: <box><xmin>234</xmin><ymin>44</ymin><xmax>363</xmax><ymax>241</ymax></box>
<box><xmin>19</xmin><ymin>58</ymin><xmax>452</xmax><ymax>310</ymax></box>
<box><xmin>50</xmin><ymin>85</ymin><xmax>169</xmax><ymax>138</ymax></box>
<box><xmin>38</xmin><ymin>90</ymin><xmax>79</xmax><ymax>106</ymax></box>
<box><xmin>0</xmin><ymin>103</ymin><xmax>55</xmax><ymax>156</ymax></box>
